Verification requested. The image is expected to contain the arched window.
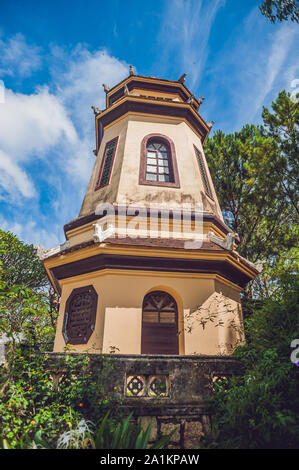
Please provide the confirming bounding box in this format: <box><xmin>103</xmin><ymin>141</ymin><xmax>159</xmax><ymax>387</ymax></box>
<box><xmin>141</xmin><ymin>290</ymin><xmax>179</xmax><ymax>355</ymax></box>
<box><xmin>146</xmin><ymin>141</ymin><xmax>171</xmax><ymax>183</ymax></box>
<box><xmin>139</xmin><ymin>134</ymin><xmax>180</xmax><ymax>188</ymax></box>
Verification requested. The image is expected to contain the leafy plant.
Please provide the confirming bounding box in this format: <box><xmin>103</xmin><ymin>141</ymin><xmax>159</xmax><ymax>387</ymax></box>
<box><xmin>0</xmin><ymin>350</ymin><xmax>119</xmax><ymax>448</ymax></box>
<box><xmin>0</xmin><ymin>413</ymin><xmax>176</xmax><ymax>449</ymax></box>
<box><xmin>92</xmin><ymin>411</ymin><xmax>175</xmax><ymax>449</ymax></box>
<box><xmin>205</xmin><ymin>90</ymin><xmax>298</xmax><ymax>298</ymax></box>
<box><xmin>202</xmin><ymin>273</ymin><xmax>299</xmax><ymax>449</ymax></box>
<box><xmin>0</xmin><ymin>229</ymin><xmax>48</xmax><ymax>290</ymax></box>
<box><xmin>56</xmin><ymin>418</ymin><xmax>94</xmax><ymax>449</ymax></box>
<box><xmin>0</xmin><ymin>229</ymin><xmax>58</xmax><ymax>354</ymax></box>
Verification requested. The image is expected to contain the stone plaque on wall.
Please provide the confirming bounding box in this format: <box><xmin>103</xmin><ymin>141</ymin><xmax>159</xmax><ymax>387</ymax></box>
<box><xmin>62</xmin><ymin>285</ymin><xmax>98</xmax><ymax>345</ymax></box>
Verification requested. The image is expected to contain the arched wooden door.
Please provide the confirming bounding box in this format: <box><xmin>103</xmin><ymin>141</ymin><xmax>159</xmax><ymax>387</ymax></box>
<box><xmin>141</xmin><ymin>291</ymin><xmax>179</xmax><ymax>354</ymax></box>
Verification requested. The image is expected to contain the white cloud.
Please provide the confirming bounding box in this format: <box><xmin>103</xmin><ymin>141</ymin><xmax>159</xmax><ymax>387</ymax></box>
<box><xmin>200</xmin><ymin>8</ymin><xmax>299</xmax><ymax>132</ymax></box>
<box><xmin>248</xmin><ymin>22</ymin><xmax>298</xmax><ymax>121</ymax></box>
<box><xmin>0</xmin><ymin>86</ymin><xmax>77</xmax><ymax>158</ymax></box>
<box><xmin>0</xmin><ymin>216</ymin><xmax>60</xmax><ymax>249</ymax></box>
<box><xmin>0</xmin><ymin>85</ymin><xmax>78</xmax><ymax>202</ymax></box>
<box><xmin>157</xmin><ymin>0</ymin><xmax>225</xmax><ymax>87</ymax></box>
<box><xmin>0</xmin><ymin>40</ymin><xmax>129</xmax><ymax>247</ymax></box>
<box><xmin>284</xmin><ymin>63</ymin><xmax>299</xmax><ymax>90</ymax></box>
<box><xmin>50</xmin><ymin>46</ymin><xmax>128</xmax><ymax>180</ymax></box>
<box><xmin>0</xmin><ymin>149</ymin><xmax>35</xmax><ymax>199</ymax></box>
<box><xmin>0</xmin><ymin>47</ymin><xmax>129</xmax><ymax>200</ymax></box>
<box><xmin>0</xmin><ymin>33</ymin><xmax>42</xmax><ymax>78</ymax></box>
<box><xmin>53</xmin><ymin>46</ymin><xmax>128</xmax><ymax>117</ymax></box>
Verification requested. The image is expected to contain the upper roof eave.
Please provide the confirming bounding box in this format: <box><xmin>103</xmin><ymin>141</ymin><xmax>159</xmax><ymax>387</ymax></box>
<box><xmin>106</xmin><ymin>74</ymin><xmax>200</xmax><ymax>108</ymax></box>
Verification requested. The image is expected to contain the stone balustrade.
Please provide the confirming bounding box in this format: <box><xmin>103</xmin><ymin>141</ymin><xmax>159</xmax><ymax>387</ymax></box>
<box><xmin>46</xmin><ymin>353</ymin><xmax>241</xmax><ymax>448</ymax></box>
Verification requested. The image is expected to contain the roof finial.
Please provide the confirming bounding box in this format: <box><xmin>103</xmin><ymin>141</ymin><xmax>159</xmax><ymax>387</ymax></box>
<box><xmin>187</xmin><ymin>95</ymin><xmax>195</xmax><ymax>104</ymax></box>
<box><xmin>129</xmin><ymin>65</ymin><xmax>135</xmax><ymax>76</ymax></box>
<box><xmin>207</xmin><ymin>121</ymin><xmax>215</xmax><ymax>128</ymax></box>
<box><xmin>197</xmin><ymin>97</ymin><xmax>205</xmax><ymax>105</ymax></box>
<box><xmin>102</xmin><ymin>83</ymin><xmax>110</xmax><ymax>93</ymax></box>
<box><xmin>178</xmin><ymin>73</ymin><xmax>187</xmax><ymax>83</ymax></box>
<box><xmin>208</xmin><ymin>231</ymin><xmax>238</xmax><ymax>251</ymax></box>
<box><xmin>91</xmin><ymin>105</ymin><xmax>101</xmax><ymax>115</ymax></box>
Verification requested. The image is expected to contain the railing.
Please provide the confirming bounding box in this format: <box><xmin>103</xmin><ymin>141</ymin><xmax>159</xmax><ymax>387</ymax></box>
<box><xmin>46</xmin><ymin>353</ymin><xmax>241</xmax><ymax>408</ymax></box>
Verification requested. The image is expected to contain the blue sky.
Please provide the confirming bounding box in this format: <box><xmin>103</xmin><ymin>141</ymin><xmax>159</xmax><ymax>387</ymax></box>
<box><xmin>0</xmin><ymin>0</ymin><xmax>298</xmax><ymax>248</ymax></box>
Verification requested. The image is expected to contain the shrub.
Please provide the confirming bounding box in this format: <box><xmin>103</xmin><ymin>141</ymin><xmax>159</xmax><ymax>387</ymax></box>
<box><xmin>1</xmin><ymin>413</ymin><xmax>175</xmax><ymax>449</ymax></box>
<box><xmin>203</xmin><ymin>274</ymin><xmax>299</xmax><ymax>449</ymax></box>
<box><xmin>0</xmin><ymin>348</ymin><xmax>119</xmax><ymax>448</ymax></box>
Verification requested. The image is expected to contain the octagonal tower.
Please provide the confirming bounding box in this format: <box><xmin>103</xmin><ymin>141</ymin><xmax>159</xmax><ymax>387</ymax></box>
<box><xmin>40</xmin><ymin>70</ymin><xmax>259</xmax><ymax>356</ymax></box>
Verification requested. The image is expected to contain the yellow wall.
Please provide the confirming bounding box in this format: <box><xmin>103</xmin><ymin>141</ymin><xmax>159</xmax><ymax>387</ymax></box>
<box><xmin>53</xmin><ymin>270</ymin><xmax>243</xmax><ymax>356</ymax></box>
<box><xmin>79</xmin><ymin>114</ymin><xmax>223</xmax><ymax>220</ymax></box>
<box><xmin>79</xmin><ymin>117</ymin><xmax>129</xmax><ymax>216</ymax></box>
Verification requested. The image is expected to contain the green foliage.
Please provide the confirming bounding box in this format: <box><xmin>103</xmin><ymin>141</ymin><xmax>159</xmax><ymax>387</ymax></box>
<box><xmin>0</xmin><ymin>87</ymin><xmax>297</xmax><ymax>449</ymax></box>
<box><xmin>205</xmin><ymin>90</ymin><xmax>299</xmax><ymax>298</ymax></box>
<box><xmin>203</xmin><ymin>273</ymin><xmax>299</xmax><ymax>449</ymax></box>
<box><xmin>1</xmin><ymin>412</ymin><xmax>175</xmax><ymax>449</ymax></box>
<box><xmin>261</xmin><ymin>90</ymin><xmax>299</xmax><ymax>218</ymax></box>
<box><xmin>259</xmin><ymin>0</ymin><xmax>299</xmax><ymax>23</ymax></box>
<box><xmin>0</xmin><ymin>229</ymin><xmax>58</xmax><ymax>352</ymax></box>
<box><xmin>203</xmin><ymin>90</ymin><xmax>299</xmax><ymax>447</ymax></box>
<box><xmin>0</xmin><ymin>284</ymin><xmax>56</xmax><ymax>352</ymax></box>
<box><xmin>206</xmin><ymin>124</ymin><xmax>286</xmax><ymax>260</ymax></box>
<box><xmin>0</xmin><ymin>229</ymin><xmax>123</xmax><ymax>448</ymax></box>
<box><xmin>0</xmin><ymin>230</ymin><xmax>47</xmax><ymax>290</ymax></box>
<box><xmin>92</xmin><ymin>411</ymin><xmax>175</xmax><ymax>449</ymax></box>
<box><xmin>0</xmin><ymin>348</ymin><xmax>119</xmax><ymax>448</ymax></box>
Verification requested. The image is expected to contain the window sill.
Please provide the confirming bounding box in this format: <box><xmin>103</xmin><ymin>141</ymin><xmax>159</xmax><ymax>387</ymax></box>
<box><xmin>139</xmin><ymin>179</ymin><xmax>180</xmax><ymax>189</ymax></box>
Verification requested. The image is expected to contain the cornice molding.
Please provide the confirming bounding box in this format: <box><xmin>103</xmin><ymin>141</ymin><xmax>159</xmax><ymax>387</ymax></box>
<box><xmin>47</xmin><ymin>251</ymin><xmax>254</xmax><ymax>291</ymax></box>
<box><xmin>95</xmin><ymin>96</ymin><xmax>210</xmax><ymax>150</ymax></box>
<box><xmin>63</xmin><ymin>207</ymin><xmax>232</xmax><ymax>238</ymax></box>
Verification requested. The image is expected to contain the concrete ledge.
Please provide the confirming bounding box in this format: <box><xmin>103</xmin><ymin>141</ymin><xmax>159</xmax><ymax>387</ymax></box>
<box><xmin>44</xmin><ymin>353</ymin><xmax>241</xmax><ymax>448</ymax></box>
<box><xmin>45</xmin><ymin>352</ymin><xmax>241</xmax><ymax>403</ymax></box>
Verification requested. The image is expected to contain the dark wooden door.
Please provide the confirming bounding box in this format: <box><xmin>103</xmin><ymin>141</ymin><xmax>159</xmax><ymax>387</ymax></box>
<box><xmin>141</xmin><ymin>291</ymin><xmax>179</xmax><ymax>354</ymax></box>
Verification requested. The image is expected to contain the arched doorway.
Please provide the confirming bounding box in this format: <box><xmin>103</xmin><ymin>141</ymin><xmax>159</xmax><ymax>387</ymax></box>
<box><xmin>141</xmin><ymin>290</ymin><xmax>179</xmax><ymax>354</ymax></box>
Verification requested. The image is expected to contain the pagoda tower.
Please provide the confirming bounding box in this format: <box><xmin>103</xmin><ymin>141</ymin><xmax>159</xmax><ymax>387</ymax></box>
<box><xmin>40</xmin><ymin>69</ymin><xmax>259</xmax><ymax>356</ymax></box>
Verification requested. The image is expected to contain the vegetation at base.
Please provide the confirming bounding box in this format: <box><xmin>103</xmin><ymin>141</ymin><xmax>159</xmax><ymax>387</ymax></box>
<box><xmin>1</xmin><ymin>410</ymin><xmax>175</xmax><ymax>450</ymax></box>
<box><xmin>0</xmin><ymin>231</ymin><xmax>124</xmax><ymax>447</ymax></box>
<box><xmin>0</xmin><ymin>231</ymin><xmax>173</xmax><ymax>449</ymax></box>
<box><xmin>0</xmin><ymin>347</ymin><xmax>119</xmax><ymax>448</ymax></box>
<box><xmin>202</xmin><ymin>273</ymin><xmax>299</xmax><ymax>449</ymax></box>
<box><xmin>90</xmin><ymin>411</ymin><xmax>175</xmax><ymax>449</ymax></box>
<box><xmin>0</xmin><ymin>345</ymin><xmax>174</xmax><ymax>449</ymax></box>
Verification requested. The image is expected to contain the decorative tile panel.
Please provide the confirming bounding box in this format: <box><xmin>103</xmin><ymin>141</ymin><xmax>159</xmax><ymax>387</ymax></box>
<box><xmin>126</xmin><ymin>374</ymin><xmax>168</xmax><ymax>397</ymax></box>
<box><xmin>126</xmin><ymin>375</ymin><xmax>146</xmax><ymax>397</ymax></box>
